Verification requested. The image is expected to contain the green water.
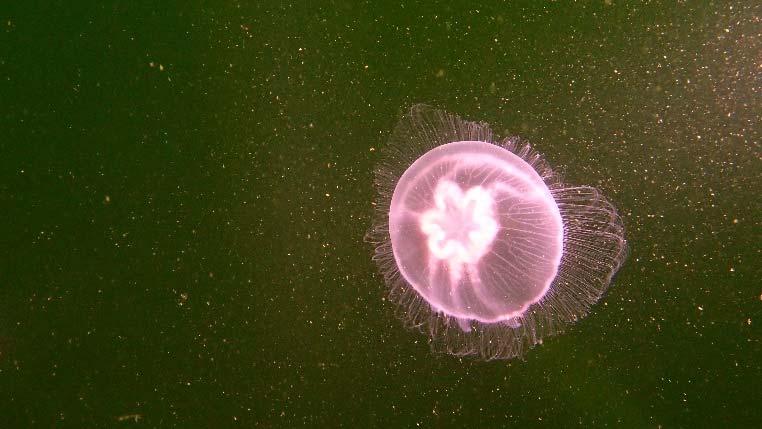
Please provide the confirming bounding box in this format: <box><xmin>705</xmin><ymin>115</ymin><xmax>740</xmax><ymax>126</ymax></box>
<box><xmin>1</xmin><ymin>1</ymin><xmax>759</xmax><ymax>427</ymax></box>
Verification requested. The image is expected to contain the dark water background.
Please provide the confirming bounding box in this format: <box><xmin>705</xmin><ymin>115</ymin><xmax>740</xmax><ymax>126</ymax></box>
<box><xmin>1</xmin><ymin>1</ymin><xmax>760</xmax><ymax>427</ymax></box>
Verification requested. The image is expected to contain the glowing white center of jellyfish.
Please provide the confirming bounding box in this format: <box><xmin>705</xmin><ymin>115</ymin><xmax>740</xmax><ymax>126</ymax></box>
<box><xmin>420</xmin><ymin>181</ymin><xmax>498</xmax><ymax>266</ymax></box>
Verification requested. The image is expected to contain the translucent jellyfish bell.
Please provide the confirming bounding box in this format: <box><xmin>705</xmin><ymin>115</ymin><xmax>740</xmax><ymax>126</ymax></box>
<box><xmin>367</xmin><ymin>105</ymin><xmax>627</xmax><ymax>360</ymax></box>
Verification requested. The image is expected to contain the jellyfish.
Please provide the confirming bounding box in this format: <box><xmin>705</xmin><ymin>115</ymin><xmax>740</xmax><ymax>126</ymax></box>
<box><xmin>367</xmin><ymin>105</ymin><xmax>627</xmax><ymax>360</ymax></box>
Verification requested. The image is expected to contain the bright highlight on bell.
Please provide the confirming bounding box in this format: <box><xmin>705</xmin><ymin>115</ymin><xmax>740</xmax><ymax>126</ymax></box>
<box><xmin>367</xmin><ymin>105</ymin><xmax>627</xmax><ymax>360</ymax></box>
<box><xmin>420</xmin><ymin>180</ymin><xmax>499</xmax><ymax>266</ymax></box>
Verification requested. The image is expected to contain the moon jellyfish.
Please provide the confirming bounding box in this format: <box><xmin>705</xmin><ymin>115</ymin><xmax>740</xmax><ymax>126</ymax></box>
<box><xmin>367</xmin><ymin>105</ymin><xmax>627</xmax><ymax>360</ymax></box>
